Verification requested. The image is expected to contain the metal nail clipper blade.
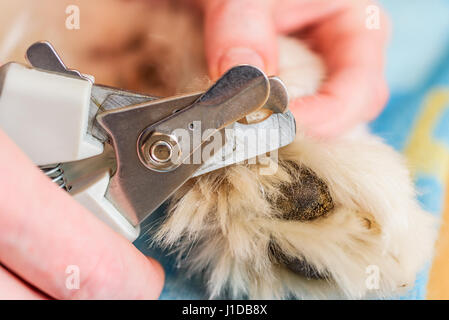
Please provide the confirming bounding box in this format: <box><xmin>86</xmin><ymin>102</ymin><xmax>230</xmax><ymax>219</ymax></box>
<box><xmin>0</xmin><ymin>41</ymin><xmax>296</xmax><ymax>241</ymax></box>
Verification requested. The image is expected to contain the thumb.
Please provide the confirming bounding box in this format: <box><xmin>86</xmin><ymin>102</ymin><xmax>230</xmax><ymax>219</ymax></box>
<box><xmin>203</xmin><ymin>0</ymin><xmax>278</xmax><ymax>80</ymax></box>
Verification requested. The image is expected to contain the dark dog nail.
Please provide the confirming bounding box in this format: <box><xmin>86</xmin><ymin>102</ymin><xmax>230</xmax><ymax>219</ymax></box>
<box><xmin>268</xmin><ymin>240</ymin><xmax>329</xmax><ymax>280</ymax></box>
<box><xmin>270</xmin><ymin>162</ymin><xmax>334</xmax><ymax>221</ymax></box>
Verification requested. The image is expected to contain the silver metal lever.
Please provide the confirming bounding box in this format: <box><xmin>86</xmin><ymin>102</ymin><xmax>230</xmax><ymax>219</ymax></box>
<box><xmin>97</xmin><ymin>65</ymin><xmax>271</xmax><ymax>226</ymax></box>
<box><xmin>26</xmin><ymin>41</ymin><xmax>89</xmax><ymax>81</ymax></box>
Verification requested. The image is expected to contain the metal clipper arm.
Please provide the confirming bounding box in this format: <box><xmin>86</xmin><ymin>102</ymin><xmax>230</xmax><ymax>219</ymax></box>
<box><xmin>97</xmin><ymin>65</ymin><xmax>271</xmax><ymax>226</ymax></box>
<box><xmin>0</xmin><ymin>41</ymin><xmax>295</xmax><ymax>242</ymax></box>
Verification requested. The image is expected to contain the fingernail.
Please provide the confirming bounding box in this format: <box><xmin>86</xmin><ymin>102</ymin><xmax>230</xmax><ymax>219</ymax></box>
<box><xmin>218</xmin><ymin>47</ymin><xmax>265</xmax><ymax>76</ymax></box>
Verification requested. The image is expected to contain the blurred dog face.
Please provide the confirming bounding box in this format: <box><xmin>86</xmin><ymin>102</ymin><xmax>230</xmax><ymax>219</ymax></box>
<box><xmin>0</xmin><ymin>0</ymin><xmax>208</xmax><ymax>96</ymax></box>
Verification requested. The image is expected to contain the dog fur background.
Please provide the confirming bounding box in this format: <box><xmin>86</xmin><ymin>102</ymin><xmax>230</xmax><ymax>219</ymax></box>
<box><xmin>0</xmin><ymin>0</ymin><xmax>437</xmax><ymax>299</ymax></box>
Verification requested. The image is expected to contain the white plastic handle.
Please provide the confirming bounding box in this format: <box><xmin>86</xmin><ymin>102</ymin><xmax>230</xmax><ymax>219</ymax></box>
<box><xmin>0</xmin><ymin>62</ymin><xmax>103</xmax><ymax>165</ymax></box>
<box><xmin>0</xmin><ymin>62</ymin><xmax>139</xmax><ymax>241</ymax></box>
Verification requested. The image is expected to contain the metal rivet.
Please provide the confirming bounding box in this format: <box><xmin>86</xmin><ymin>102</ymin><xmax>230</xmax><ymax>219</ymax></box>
<box><xmin>138</xmin><ymin>132</ymin><xmax>182</xmax><ymax>172</ymax></box>
<box><xmin>150</xmin><ymin>140</ymin><xmax>173</xmax><ymax>163</ymax></box>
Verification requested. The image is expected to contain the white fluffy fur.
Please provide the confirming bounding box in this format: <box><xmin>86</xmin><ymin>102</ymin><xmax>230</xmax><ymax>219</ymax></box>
<box><xmin>155</xmin><ymin>36</ymin><xmax>437</xmax><ymax>299</ymax></box>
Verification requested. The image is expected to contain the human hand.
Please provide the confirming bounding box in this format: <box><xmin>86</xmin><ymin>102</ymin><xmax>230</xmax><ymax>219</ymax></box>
<box><xmin>0</xmin><ymin>130</ymin><xmax>164</xmax><ymax>299</ymax></box>
<box><xmin>199</xmin><ymin>0</ymin><xmax>390</xmax><ymax>137</ymax></box>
